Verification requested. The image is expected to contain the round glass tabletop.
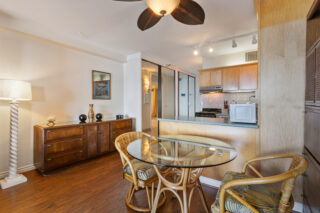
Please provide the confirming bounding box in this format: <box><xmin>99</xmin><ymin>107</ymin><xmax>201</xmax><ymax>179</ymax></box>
<box><xmin>127</xmin><ymin>135</ymin><xmax>237</xmax><ymax>168</ymax></box>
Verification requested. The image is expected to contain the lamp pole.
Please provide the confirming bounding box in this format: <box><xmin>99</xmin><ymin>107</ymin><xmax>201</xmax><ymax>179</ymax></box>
<box><xmin>0</xmin><ymin>79</ymin><xmax>31</xmax><ymax>189</ymax></box>
<box><xmin>0</xmin><ymin>99</ymin><xmax>27</xmax><ymax>189</ymax></box>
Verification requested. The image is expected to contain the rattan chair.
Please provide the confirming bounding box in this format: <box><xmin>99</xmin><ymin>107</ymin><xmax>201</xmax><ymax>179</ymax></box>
<box><xmin>211</xmin><ymin>154</ymin><xmax>308</xmax><ymax>213</ymax></box>
<box><xmin>115</xmin><ymin>131</ymin><xmax>165</xmax><ymax>212</ymax></box>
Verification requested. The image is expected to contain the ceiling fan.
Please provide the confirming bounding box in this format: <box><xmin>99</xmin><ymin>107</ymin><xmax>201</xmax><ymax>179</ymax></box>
<box><xmin>114</xmin><ymin>0</ymin><xmax>205</xmax><ymax>31</ymax></box>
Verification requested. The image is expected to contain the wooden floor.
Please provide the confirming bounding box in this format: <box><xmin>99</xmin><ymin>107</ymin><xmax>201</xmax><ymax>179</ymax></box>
<box><xmin>0</xmin><ymin>152</ymin><xmax>217</xmax><ymax>213</ymax></box>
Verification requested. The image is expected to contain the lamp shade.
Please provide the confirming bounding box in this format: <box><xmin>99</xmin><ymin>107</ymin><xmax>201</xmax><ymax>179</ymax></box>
<box><xmin>0</xmin><ymin>79</ymin><xmax>32</xmax><ymax>101</ymax></box>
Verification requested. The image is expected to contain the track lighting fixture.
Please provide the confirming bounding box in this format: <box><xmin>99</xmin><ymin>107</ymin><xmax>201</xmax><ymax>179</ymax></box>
<box><xmin>232</xmin><ymin>40</ymin><xmax>237</xmax><ymax>48</ymax></box>
<box><xmin>252</xmin><ymin>34</ymin><xmax>257</xmax><ymax>45</ymax></box>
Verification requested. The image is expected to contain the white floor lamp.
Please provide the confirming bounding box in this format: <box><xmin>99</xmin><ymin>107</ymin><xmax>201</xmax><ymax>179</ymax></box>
<box><xmin>0</xmin><ymin>79</ymin><xmax>32</xmax><ymax>189</ymax></box>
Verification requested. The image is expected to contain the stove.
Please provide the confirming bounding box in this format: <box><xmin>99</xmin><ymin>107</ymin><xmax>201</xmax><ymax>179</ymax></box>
<box><xmin>195</xmin><ymin>108</ymin><xmax>222</xmax><ymax>118</ymax></box>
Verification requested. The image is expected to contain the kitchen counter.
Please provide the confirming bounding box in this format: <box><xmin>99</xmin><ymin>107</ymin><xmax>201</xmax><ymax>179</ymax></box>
<box><xmin>158</xmin><ymin>116</ymin><xmax>259</xmax><ymax>181</ymax></box>
<box><xmin>158</xmin><ymin>116</ymin><xmax>258</xmax><ymax>129</ymax></box>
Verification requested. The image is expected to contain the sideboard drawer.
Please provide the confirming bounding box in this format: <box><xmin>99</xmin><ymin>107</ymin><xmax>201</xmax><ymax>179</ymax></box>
<box><xmin>45</xmin><ymin>151</ymin><xmax>85</xmax><ymax>171</ymax></box>
<box><xmin>46</xmin><ymin>138</ymin><xmax>85</xmax><ymax>157</ymax></box>
<box><xmin>112</xmin><ymin>119</ymin><xmax>132</xmax><ymax>130</ymax></box>
<box><xmin>46</xmin><ymin>127</ymin><xmax>85</xmax><ymax>141</ymax></box>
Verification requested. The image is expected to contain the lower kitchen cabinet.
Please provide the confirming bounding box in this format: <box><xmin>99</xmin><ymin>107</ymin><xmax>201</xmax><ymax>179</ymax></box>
<box><xmin>34</xmin><ymin>118</ymin><xmax>133</xmax><ymax>174</ymax></box>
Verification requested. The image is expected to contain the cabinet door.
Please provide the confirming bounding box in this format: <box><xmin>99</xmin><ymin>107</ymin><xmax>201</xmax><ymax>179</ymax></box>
<box><xmin>316</xmin><ymin>44</ymin><xmax>320</xmax><ymax>104</ymax></box>
<box><xmin>306</xmin><ymin>49</ymin><xmax>316</xmax><ymax>103</ymax></box>
<box><xmin>210</xmin><ymin>70</ymin><xmax>222</xmax><ymax>87</ymax></box>
<box><xmin>87</xmin><ymin>125</ymin><xmax>98</xmax><ymax>157</ymax></box>
<box><xmin>303</xmin><ymin>149</ymin><xmax>320</xmax><ymax>213</ymax></box>
<box><xmin>239</xmin><ymin>64</ymin><xmax>258</xmax><ymax>90</ymax></box>
<box><xmin>223</xmin><ymin>67</ymin><xmax>239</xmax><ymax>91</ymax></box>
<box><xmin>98</xmin><ymin>123</ymin><xmax>110</xmax><ymax>153</ymax></box>
<box><xmin>199</xmin><ymin>71</ymin><xmax>211</xmax><ymax>88</ymax></box>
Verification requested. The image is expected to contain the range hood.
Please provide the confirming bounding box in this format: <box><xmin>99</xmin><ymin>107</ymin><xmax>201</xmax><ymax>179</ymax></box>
<box><xmin>200</xmin><ymin>86</ymin><xmax>223</xmax><ymax>94</ymax></box>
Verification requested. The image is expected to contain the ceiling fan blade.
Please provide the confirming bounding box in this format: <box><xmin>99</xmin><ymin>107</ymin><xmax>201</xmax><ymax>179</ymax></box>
<box><xmin>171</xmin><ymin>0</ymin><xmax>205</xmax><ymax>25</ymax></box>
<box><xmin>137</xmin><ymin>8</ymin><xmax>162</xmax><ymax>31</ymax></box>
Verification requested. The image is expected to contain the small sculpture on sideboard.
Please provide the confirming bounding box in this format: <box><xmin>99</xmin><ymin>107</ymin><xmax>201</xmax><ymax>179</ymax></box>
<box><xmin>96</xmin><ymin>113</ymin><xmax>103</xmax><ymax>122</ymax></box>
<box><xmin>47</xmin><ymin>115</ymin><xmax>56</xmax><ymax>127</ymax></box>
<box><xmin>79</xmin><ymin>114</ymin><xmax>87</xmax><ymax>123</ymax></box>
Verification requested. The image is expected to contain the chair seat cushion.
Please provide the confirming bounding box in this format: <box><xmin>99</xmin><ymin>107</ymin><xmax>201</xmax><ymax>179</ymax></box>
<box><xmin>212</xmin><ymin>171</ymin><xmax>281</xmax><ymax>213</ymax></box>
<box><xmin>124</xmin><ymin>159</ymin><xmax>157</xmax><ymax>181</ymax></box>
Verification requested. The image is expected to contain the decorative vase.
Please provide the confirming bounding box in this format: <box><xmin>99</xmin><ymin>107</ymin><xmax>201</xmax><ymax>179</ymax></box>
<box><xmin>96</xmin><ymin>113</ymin><xmax>103</xmax><ymax>122</ymax></box>
<box><xmin>88</xmin><ymin>104</ymin><xmax>94</xmax><ymax>122</ymax></box>
<box><xmin>79</xmin><ymin>114</ymin><xmax>87</xmax><ymax>123</ymax></box>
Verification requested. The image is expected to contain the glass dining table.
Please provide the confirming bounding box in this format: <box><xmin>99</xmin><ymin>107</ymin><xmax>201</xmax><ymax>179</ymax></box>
<box><xmin>127</xmin><ymin>135</ymin><xmax>237</xmax><ymax>213</ymax></box>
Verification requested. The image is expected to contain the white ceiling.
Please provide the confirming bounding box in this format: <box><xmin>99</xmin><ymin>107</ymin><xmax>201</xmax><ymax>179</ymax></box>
<box><xmin>0</xmin><ymin>0</ymin><xmax>257</xmax><ymax>72</ymax></box>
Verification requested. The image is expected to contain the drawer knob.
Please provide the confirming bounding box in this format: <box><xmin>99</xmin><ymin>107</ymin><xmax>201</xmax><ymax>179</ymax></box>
<box><xmin>80</xmin><ymin>150</ymin><xmax>83</xmax><ymax>153</ymax></box>
<box><xmin>47</xmin><ymin>144</ymin><xmax>52</xmax><ymax>147</ymax></box>
<box><xmin>47</xmin><ymin>158</ymin><xmax>52</xmax><ymax>161</ymax></box>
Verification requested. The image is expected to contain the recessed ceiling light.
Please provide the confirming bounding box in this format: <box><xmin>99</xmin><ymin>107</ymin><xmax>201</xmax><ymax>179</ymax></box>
<box><xmin>208</xmin><ymin>47</ymin><xmax>214</xmax><ymax>53</ymax></box>
<box><xmin>193</xmin><ymin>50</ymin><xmax>199</xmax><ymax>56</ymax></box>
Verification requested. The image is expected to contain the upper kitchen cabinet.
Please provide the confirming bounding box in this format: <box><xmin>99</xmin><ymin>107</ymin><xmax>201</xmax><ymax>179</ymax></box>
<box><xmin>222</xmin><ymin>67</ymin><xmax>239</xmax><ymax>91</ymax></box>
<box><xmin>239</xmin><ymin>64</ymin><xmax>258</xmax><ymax>90</ymax></box>
<box><xmin>199</xmin><ymin>70</ymin><xmax>222</xmax><ymax>88</ymax></box>
<box><xmin>199</xmin><ymin>63</ymin><xmax>258</xmax><ymax>92</ymax></box>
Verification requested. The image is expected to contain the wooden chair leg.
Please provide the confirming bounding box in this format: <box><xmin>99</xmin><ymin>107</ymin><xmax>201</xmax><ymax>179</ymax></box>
<box><xmin>146</xmin><ymin>186</ymin><xmax>151</xmax><ymax>209</ymax></box>
<box><xmin>197</xmin><ymin>179</ymin><xmax>209</xmax><ymax>213</ymax></box>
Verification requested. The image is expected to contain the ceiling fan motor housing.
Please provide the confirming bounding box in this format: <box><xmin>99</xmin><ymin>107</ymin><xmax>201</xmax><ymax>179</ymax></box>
<box><xmin>146</xmin><ymin>0</ymin><xmax>180</xmax><ymax>16</ymax></box>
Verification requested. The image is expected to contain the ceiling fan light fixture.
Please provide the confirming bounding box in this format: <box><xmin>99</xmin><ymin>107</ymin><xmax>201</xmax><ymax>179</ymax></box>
<box><xmin>146</xmin><ymin>0</ymin><xmax>180</xmax><ymax>16</ymax></box>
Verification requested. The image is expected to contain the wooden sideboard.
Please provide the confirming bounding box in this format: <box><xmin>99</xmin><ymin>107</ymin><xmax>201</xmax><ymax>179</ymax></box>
<box><xmin>34</xmin><ymin>118</ymin><xmax>133</xmax><ymax>174</ymax></box>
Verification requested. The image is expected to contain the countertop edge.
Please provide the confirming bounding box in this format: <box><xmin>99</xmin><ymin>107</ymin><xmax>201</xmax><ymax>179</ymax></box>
<box><xmin>158</xmin><ymin>118</ymin><xmax>259</xmax><ymax>129</ymax></box>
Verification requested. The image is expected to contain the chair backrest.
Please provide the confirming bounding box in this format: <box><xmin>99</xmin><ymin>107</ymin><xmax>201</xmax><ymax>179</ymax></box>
<box><xmin>115</xmin><ymin>131</ymin><xmax>152</xmax><ymax>168</ymax></box>
<box><xmin>242</xmin><ymin>154</ymin><xmax>308</xmax><ymax>213</ymax></box>
<box><xmin>278</xmin><ymin>154</ymin><xmax>308</xmax><ymax>212</ymax></box>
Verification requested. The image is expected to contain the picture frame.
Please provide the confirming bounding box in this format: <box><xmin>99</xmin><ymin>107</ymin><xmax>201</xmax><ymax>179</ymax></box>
<box><xmin>92</xmin><ymin>70</ymin><xmax>111</xmax><ymax>100</ymax></box>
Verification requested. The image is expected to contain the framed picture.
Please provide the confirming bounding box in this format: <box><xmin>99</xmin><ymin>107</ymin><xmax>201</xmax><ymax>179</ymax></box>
<box><xmin>92</xmin><ymin>70</ymin><xmax>111</xmax><ymax>100</ymax></box>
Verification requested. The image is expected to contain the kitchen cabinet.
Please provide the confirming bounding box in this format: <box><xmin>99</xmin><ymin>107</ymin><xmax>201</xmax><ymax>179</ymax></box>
<box><xmin>239</xmin><ymin>64</ymin><xmax>258</xmax><ymax>90</ymax></box>
<box><xmin>199</xmin><ymin>71</ymin><xmax>211</xmax><ymax>87</ymax></box>
<box><xmin>306</xmin><ymin>49</ymin><xmax>316</xmax><ymax>104</ymax></box>
<box><xmin>199</xmin><ymin>63</ymin><xmax>257</xmax><ymax>92</ymax></box>
<box><xmin>199</xmin><ymin>70</ymin><xmax>222</xmax><ymax>88</ymax></box>
<box><xmin>222</xmin><ymin>67</ymin><xmax>239</xmax><ymax>91</ymax></box>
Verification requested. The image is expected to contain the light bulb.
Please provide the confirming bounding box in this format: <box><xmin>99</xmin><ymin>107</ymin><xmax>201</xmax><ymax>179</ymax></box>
<box><xmin>208</xmin><ymin>47</ymin><xmax>214</xmax><ymax>53</ymax></box>
<box><xmin>146</xmin><ymin>0</ymin><xmax>180</xmax><ymax>16</ymax></box>
<box><xmin>193</xmin><ymin>50</ymin><xmax>199</xmax><ymax>56</ymax></box>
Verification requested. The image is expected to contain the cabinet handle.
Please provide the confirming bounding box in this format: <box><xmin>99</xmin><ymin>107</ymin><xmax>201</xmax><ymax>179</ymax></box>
<box><xmin>79</xmin><ymin>138</ymin><xmax>83</xmax><ymax>141</ymax></box>
<box><xmin>80</xmin><ymin>150</ymin><xmax>83</xmax><ymax>153</ymax></box>
<box><xmin>47</xmin><ymin>144</ymin><xmax>52</xmax><ymax>147</ymax></box>
<box><xmin>47</xmin><ymin>158</ymin><xmax>52</xmax><ymax>161</ymax></box>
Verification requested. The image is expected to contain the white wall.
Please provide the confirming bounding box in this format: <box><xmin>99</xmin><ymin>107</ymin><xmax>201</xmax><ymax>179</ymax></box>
<box><xmin>124</xmin><ymin>53</ymin><xmax>142</xmax><ymax>131</ymax></box>
<box><xmin>202</xmin><ymin>51</ymin><xmax>257</xmax><ymax>69</ymax></box>
<box><xmin>0</xmin><ymin>29</ymin><xmax>125</xmax><ymax>175</ymax></box>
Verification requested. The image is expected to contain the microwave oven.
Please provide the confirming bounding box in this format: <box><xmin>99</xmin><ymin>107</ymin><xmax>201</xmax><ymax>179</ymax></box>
<box><xmin>229</xmin><ymin>103</ymin><xmax>257</xmax><ymax>124</ymax></box>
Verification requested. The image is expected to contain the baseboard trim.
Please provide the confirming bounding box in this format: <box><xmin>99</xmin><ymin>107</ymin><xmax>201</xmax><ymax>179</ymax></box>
<box><xmin>0</xmin><ymin>164</ymin><xmax>36</xmax><ymax>179</ymax></box>
<box><xmin>199</xmin><ymin>176</ymin><xmax>303</xmax><ymax>213</ymax></box>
